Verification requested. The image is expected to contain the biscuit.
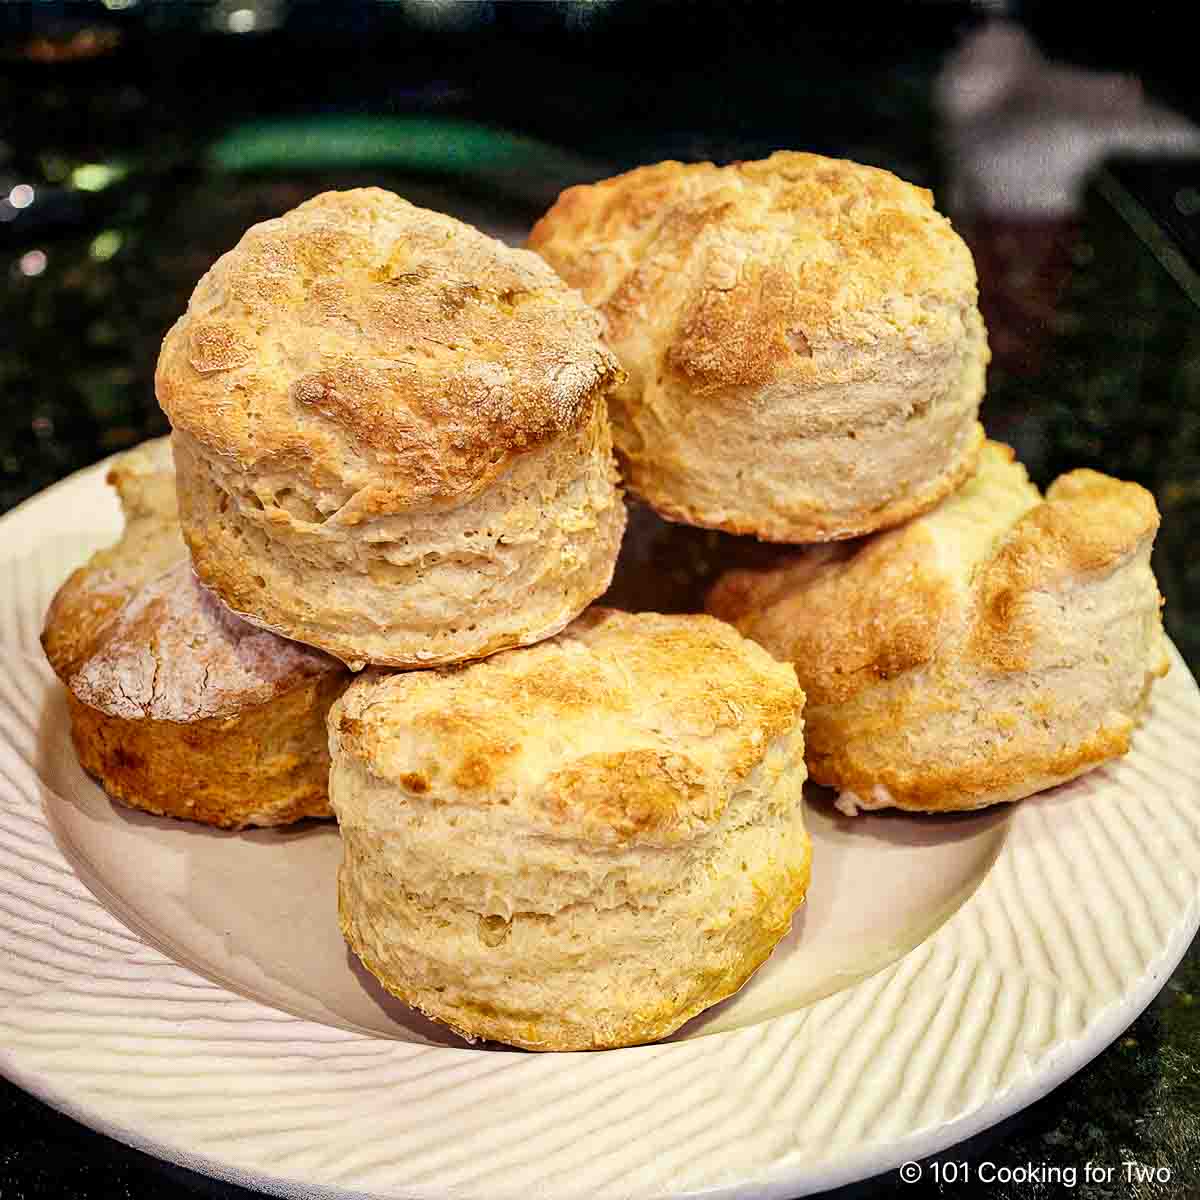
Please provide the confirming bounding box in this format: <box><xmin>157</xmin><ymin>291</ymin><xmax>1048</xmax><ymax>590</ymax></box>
<box><xmin>328</xmin><ymin>608</ymin><xmax>810</xmax><ymax>1050</ymax></box>
<box><xmin>709</xmin><ymin>442</ymin><xmax>1169</xmax><ymax>812</ymax></box>
<box><xmin>529</xmin><ymin>152</ymin><xmax>987</xmax><ymax>542</ymax></box>
<box><xmin>41</xmin><ymin>438</ymin><xmax>347</xmax><ymax>828</ymax></box>
<box><xmin>157</xmin><ymin>188</ymin><xmax>627</xmax><ymax>670</ymax></box>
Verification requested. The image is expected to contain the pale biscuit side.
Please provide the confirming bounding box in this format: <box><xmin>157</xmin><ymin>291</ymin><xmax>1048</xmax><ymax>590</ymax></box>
<box><xmin>173</xmin><ymin>401</ymin><xmax>626</xmax><ymax>669</ymax></box>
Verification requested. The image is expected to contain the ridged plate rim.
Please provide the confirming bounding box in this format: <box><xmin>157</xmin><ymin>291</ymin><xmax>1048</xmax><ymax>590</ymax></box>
<box><xmin>2</xmin><ymin>455</ymin><xmax>1198</xmax><ymax>1200</ymax></box>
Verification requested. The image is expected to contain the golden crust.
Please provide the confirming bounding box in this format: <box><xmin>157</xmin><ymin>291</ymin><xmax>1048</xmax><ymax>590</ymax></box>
<box><xmin>157</xmin><ymin>188</ymin><xmax>624</xmax><ymax>511</ymax></box>
<box><xmin>708</xmin><ymin>442</ymin><xmax>1168</xmax><ymax>811</ymax></box>
<box><xmin>43</xmin><ymin>497</ymin><xmax>343</xmax><ymax>723</ymax></box>
<box><xmin>66</xmin><ymin>673</ymin><xmax>345</xmax><ymax>829</ymax></box>
<box><xmin>170</xmin><ymin>400</ymin><xmax>626</xmax><ymax>670</ymax></box>
<box><xmin>970</xmin><ymin>468</ymin><xmax>1161</xmax><ymax>672</ymax></box>
<box><xmin>710</xmin><ymin>538</ymin><xmax>955</xmax><ymax>708</ymax></box>
<box><xmin>42</xmin><ymin>441</ymin><xmax>181</xmax><ymax>684</ymax></box>
<box><xmin>529</xmin><ymin>153</ymin><xmax>974</xmax><ymax>382</ymax></box>
<box><xmin>529</xmin><ymin>152</ymin><xmax>987</xmax><ymax>542</ymax></box>
<box><xmin>805</xmin><ymin>707</ymin><xmax>1143</xmax><ymax>815</ymax></box>
<box><xmin>41</xmin><ymin>437</ymin><xmax>348</xmax><ymax>827</ymax></box>
<box><xmin>332</xmin><ymin>607</ymin><xmax>803</xmax><ymax>843</ymax></box>
<box><xmin>104</xmin><ymin>436</ymin><xmax>178</xmax><ymax>522</ymax></box>
<box><xmin>709</xmin><ymin>441</ymin><xmax>1035</xmax><ymax>706</ymax></box>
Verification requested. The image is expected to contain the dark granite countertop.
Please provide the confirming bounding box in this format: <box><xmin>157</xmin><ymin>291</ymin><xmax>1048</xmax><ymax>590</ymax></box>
<box><xmin>1</xmin><ymin>9</ymin><xmax>1198</xmax><ymax>1198</ymax></box>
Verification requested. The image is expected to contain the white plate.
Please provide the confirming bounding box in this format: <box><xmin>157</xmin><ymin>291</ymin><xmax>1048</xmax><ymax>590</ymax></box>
<box><xmin>2</xmin><ymin>457</ymin><xmax>1199</xmax><ymax>1200</ymax></box>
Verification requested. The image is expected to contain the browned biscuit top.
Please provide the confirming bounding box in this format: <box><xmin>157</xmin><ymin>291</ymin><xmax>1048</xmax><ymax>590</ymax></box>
<box><xmin>970</xmin><ymin>467</ymin><xmax>1161</xmax><ymax>673</ymax></box>
<box><xmin>157</xmin><ymin>188</ymin><xmax>623</xmax><ymax>510</ymax></box>
<box><xmin>528</xmin><ymin>151</ymin><xmax>977</xmax><ymax>399</ymax></box>
<box><xmin>331</xmin><ymin>607</ymin><xmax>804</xmax><ymax>845</ymax></box>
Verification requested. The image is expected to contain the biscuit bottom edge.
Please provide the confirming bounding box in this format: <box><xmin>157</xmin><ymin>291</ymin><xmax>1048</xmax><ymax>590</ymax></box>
<box><xmin>622</xmin><ymin>422</ymin><xmax>986</xmax><ymax>545</ymax></box>
<box><xmin>335</xmin><ymin>823</ymin><xmax>812</xmax><ymax>1053</ymax></box>
<box><xmin>806</xmin><ymin>678</ymin><xmax>1155</xmax><ymax>815</ymax></box>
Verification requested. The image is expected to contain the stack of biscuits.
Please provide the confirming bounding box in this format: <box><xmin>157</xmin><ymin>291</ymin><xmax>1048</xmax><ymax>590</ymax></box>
<box><xmin>43</xmin><ymin>153</ymin><xmax>1168</xmax><ymax>1051</ymax></box>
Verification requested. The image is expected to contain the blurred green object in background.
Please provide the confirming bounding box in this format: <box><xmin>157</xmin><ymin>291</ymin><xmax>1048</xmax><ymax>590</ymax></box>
<box><xmin>210</xmin><ymin>115</ymin><xmax>607</xmax><ymax>200</ymax></box>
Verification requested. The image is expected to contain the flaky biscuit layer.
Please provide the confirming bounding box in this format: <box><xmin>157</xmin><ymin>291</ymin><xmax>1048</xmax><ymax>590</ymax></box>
<box><xmin>172</xmin><ymin>401</ymin><xmax>626</xmax><ymax>670</ymax></box>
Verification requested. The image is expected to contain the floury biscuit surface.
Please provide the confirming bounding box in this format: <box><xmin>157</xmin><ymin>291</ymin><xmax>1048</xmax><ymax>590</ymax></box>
<box><xmin>709</xmin><ymin>442</ymin><xmax>1169</xmax><ymax>813</ymax></box>
<box><xmin>328</xmin><ymin>608</ymin><xmax>810</xmax><ymax>1051</ymax></box>
<box><xmin>529</xmin><ymin>151</ymin><xmax>987</xmax><ymax>542</ymax></box>
<box><xmin>41</xmin><ymin>438</ymin><xmax>347</xmax><ymax>828</ymax></box>
<box><xmin>157</xmin><ymin>188</ymin><xmax>627</xmax><ymax>669</ymax></box>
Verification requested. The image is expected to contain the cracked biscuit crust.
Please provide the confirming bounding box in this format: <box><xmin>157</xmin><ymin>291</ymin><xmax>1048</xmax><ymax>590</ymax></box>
<box><xmin>709</xmin><ymin>442</ymin><xmax>1169</xmax><ymax>811</ymax></box>
<box><xmin>328</xmin><ymin>608</ymin><xmax>811</xmax><ymax>1049</ymax></box>
<box><xmin>157</xmin><ymin>188</ymin><xmax>623</xmax><ymax>512</ymax></box>
<box><xmin>41</xmin><ymin>437</ymin><xmax>347</xmax><ymax>828</ymax></box>
<box><xmin>529</xmin><ymin>152</ymin><xmax>988</xmax><ymax>541</ymax></box>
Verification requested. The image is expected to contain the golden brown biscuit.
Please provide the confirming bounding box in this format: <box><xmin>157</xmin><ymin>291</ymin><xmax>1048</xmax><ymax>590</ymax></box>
<box><xmin>42</xmin><ymin>438</ymin><xmax>347</xmax><ymax>828</ymax></box>
<box><xmin>156</xmin><ymin>188</ymin><xmax>627</xmax><ymax>670</ymax></box>
<box><xmin>328</xmin><ymin>608</ymin><xmax>810</xmax><ymax>1051</ymax></box>
<box><xmin>709</xmin><ymin>442</ymin><xmax>1169</xmax><ymax>812</ymax></box>
<box><xmin>529</xmin><ymin>152</ymin><xmax>987</xmax><ymax>542</ymax></box>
